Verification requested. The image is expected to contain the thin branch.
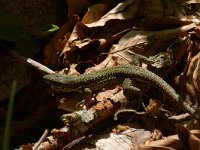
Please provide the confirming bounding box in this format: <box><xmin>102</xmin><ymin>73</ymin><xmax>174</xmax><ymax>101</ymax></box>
<box><xmin>27</xmin><ymin>58</ymin><xmax>55</xmax><ymax>74</ymax></box>
<box><xmin>32</xmin><ymin>129</ymin><xmax>49</xmax><ymax>150</ymax></box>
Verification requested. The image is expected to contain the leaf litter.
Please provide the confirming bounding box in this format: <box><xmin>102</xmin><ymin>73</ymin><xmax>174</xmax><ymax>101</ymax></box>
<box><xmin>15</xmin><ymin>0</ymin><xmax>200</xmax><ymax>149</ymax></box>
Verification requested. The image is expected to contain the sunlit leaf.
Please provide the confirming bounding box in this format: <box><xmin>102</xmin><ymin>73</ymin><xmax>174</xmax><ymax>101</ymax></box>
<box><xmin>39</xmin><ymin>24</ymin><xmax>59</xmax><ymax>36</ymax></box>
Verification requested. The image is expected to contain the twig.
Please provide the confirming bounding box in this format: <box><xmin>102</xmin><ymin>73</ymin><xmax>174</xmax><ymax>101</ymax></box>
<box><xmin>32</xmin><ymin>129</ymin><xmax>49</xmax><ymax>150</ymax></box>
<box><xmin>0</xmin><ymin>44</ymin><xmax>54</xmax><ymax>75</ymax></box>
<box><xmin>168</xmin><ymin>113</ymin><xmax>192</xmax><ymax>121</ymax></box>
<box><xmin>114</xmin><ymin>109</ymin><xmax>146</xmax><ymax>120</ymax></box>
<box><xmin>61</xmin><ymin>136</ymin><xmax>86</xmax><ymax>150</ymax></box>
<box><xmin>27</xmin><ymin>58</ymin><xmax>55</xmax><ymax>74</ymax></box>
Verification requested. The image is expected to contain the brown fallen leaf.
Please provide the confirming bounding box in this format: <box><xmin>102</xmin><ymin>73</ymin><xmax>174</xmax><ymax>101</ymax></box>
<box><xmin>60</xmin><ymin>22</ymin><xmax>130</xmax><ymax>65</ymax></box>
<box><xmin>115</xmin><ymin>23</ymin><xmax>196</xmax><ymax>56</ymax></box>
<box><xmin>112</xmin><ymin>124</ymin><xmax>130</xmax><ymax>134</ymax></box>
<box><xmin>96</xmin><ymin>128</ymin><xmax>151</xmax><ymax>150</ymax></box>
<box><xmin>67</xmin><ymin>0</ymin><xmax>91</xmax><ymax>24</ymax></box>
<box><xmin>43</xmin><ymin>22</ymin><xmax>73</xmax><ymax>68</ymax></box>
<box><xmin>141</xmin><ymin>128</ymin><xmax>200</xmax><ymax>150</ymax></box>
<box><xmin>141</xmin><ymin>17</ymin><xmax>193</xmax><ymax>31</ymax></box>
<box><xmin>142</xmin><ymin>134</ymin><xmax>182</xmax><ymax>149</ymax></box>
<box><xmin>138</xmin><ymin>145</ymin><xmax>176</xmax><ymax>150</ymax></box>
<box><xmin>175</xmin><ymin>49</ymin><xmax>200</xmax><ymax>106</ymax></box>
<box><xmin>176</xmin><ymin>124</ymin><xmax>200</xmax><ymax>150</ymax></box>
<box><xmin>187</xmin><ymin>51</ymin><xmax>200</xmax><ymax>92</ymax></box>
<box><xmin>146</xmin><ymin>99</ymin><xmax>162</xmax><ymax>117</ymax></box>
<box><xmin>81</xmin><ymin>3</ymin><xmax>108</xmax><ymax>24</ymax></box>
<box><xmin>90</xmin><ymin>23</ymin><xmax>196</xmax><ymax>72</ymax></box>
<box><xmin>85</xmin><ymin>0</ymin><xmax>140</xmax><ymax>28</ymax></box>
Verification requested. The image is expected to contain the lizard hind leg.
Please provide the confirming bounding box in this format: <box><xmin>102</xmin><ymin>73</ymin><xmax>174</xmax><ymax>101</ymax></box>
<box><xmin>122</xmin><ymin>78</ymin><xmax>141</xmax><ymax>96</ymax></box>
<box><xmin>122</xmin><ymin>78</ymin><xmax>142</xmax><ymax>108</ymax></box>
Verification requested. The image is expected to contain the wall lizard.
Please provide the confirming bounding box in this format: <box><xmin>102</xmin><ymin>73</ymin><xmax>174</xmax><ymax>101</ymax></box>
<box><xmin>43</xmin><ymin>65</ymin><xmax>200</xmax><ymax>120</ymax></box>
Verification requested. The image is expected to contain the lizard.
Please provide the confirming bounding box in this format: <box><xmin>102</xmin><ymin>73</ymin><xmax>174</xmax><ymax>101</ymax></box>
<box><xmin>43</xmin><ymin>65</ymin><xmax>200</xmax><ymax>121</ymax></box>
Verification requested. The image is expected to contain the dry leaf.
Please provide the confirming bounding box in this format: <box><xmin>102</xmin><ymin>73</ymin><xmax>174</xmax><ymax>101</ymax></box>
<box><xmin>138</xmin><ymin>145</ymin><xmax>176</xmax><ymax>150</ymax></box>
<box><xmin>112</xmin><ymin>125</ymin><xmax>130</xmax><ymax>134</ymax></box>
<box><xmin>190</xmin><ymin>52</ymin><xmax>200</xmax><ymax>91</ymax></box>
<box><xmin>187</xmin><ymin>0</ymin><xmax>200</xmax><ymax>4</ymax></box>
<box><xmin>67</xmin><ymin>0</ymin><xmax>91</xmax><ymax>24</ymax></box>
<box><xmin>143</xmin><ymin>135</ymin><xmax>182</xmax><ymax>149</ymax></box>
<box><xmin>176</xmin><ymin>124</ymin><xmax>200</xmax><ymax>150</ymax></box>
<box><xmin>60</xmin><ymin>23</ymin><xmax>129</xmax><ymax>64</ymax></box>
<box><xmin>116</xmin><ymin>23</ymin><xmax>196</xmax><ymax>55</ymax></box>
<box><xmin>44</xmin><ymin>43</ymin><xmax>59</xmax><ymax>67</ymax></box>
<box><xmin>44</xmin><ymin>22</ymin><xmax>72</xmax><ymax>68</ymax></box>
<box><xmin>60</xmin><ymin>23</ymin><xmax>91</xmax><ymax>63</ymax></box>
<box><xmin>146</xmin><ymin>99</ymin><xmax>162</xmax><ymax>117</ymax></box>
<box><xmin>86</xmin><ymin>0</ymin><xmax>199</xmax><ymax>29</ymax></box>
<box><xmin>141</xmin><ymin>17</ymin><xmax>193</xmax><ymax>31</ymax></box>
<box><xmin>189</xmin><ymin>133</ymin><xmax>200</xmax><ymax>150</ymax></box>
<box><xmin>183</xmin><ymin>51</ymin><xmax>200</xmax><ymax>104</ymax></box>
<box><xmin>143</xmin><ymin>128</ymin><xmax>200</xmax><ymax>150</ymax></box>
<box><xmin>85</xmin><ymin>0</ymin><xmax>140</xmax><ymax>28</ymax></box>
<box><xmin>96</xmin><ymin>87</ymin><xmax>122</xmax><ymax>101</ymax></box>
<box><xmin>96</xmin><ymin>128</ymin><xmax>151</xmax><ymax>150</ymax></box>
<box><xmin>90</xmin><ymin>23</ymin><xmax>196</xmax><ymax>71</ymax></box>
<box><xmin>81</xmin><ymin>3</ymin><xmax>108</xmax><ymax>24</ymax></box>
<box><xmin>176</xmin><ymin>124</ymin><xmax>191</xmax><ymax>149</ymax></box>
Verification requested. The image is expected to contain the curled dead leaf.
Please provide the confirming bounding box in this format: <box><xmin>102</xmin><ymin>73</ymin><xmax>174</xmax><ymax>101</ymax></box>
<box><xmin>176</xmin><ymin>124</ymin><xmax>200</xmax><ymax>150</ymax></box>
<box><xmin>81</xmin><ymin>3</ymin><xmax>108</xmax><ymax>24</ymax></box>
<box><xmin>85</xmin><ymin>0</ymin><xmax>140</xmax><ymax>28</ymax></box>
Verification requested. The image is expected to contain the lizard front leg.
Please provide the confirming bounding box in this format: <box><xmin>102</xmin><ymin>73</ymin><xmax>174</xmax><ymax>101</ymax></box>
<box><xmin>82</xmin><ymin>88</ymin><xmax>97</xmax><ymax>108</ymax></box>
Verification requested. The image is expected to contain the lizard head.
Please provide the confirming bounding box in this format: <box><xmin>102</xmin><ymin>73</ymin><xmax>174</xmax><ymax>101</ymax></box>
<box><xmin>43</xmin><ymin>73</ymin><xmax>78</xmax><ymax>92</ymax></box>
